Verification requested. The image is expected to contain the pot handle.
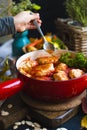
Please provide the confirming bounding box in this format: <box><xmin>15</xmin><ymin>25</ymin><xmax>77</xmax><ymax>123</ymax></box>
<box><xmin>0</xmin><ymin>78</ymin><xmax>23</xmax><ymax>100</ymax></box>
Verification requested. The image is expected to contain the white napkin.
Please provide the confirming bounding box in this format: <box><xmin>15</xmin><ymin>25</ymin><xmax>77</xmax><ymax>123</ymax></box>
<box><xmin>0</xmin><ymin>39</ymin><xmax>14</xmax><ymax>58</ymax></box>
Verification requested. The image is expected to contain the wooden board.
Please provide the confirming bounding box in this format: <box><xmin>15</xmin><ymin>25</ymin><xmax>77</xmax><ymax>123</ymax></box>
<box><xmin>27</xmin><ymin>106</ymin><xmax>79</xmax><ymax>128</ymax></box>
<box><xmin>20</xmin><ymin>90</ymin><xmax>86</xmax><ymax>111</ymax></box>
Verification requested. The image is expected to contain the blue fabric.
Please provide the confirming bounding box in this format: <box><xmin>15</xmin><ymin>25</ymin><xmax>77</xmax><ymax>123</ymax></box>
<box><xmin>0</xmin><ymin>17</ymin><xmax>16</xmax><ymax>36</ymax></box>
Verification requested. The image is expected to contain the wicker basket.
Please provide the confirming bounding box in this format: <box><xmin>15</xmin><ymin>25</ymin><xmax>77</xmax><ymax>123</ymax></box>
<box><xmin>55</xmin><ymin>18</ymin><xmax>87</xmax><ymax>56</ymax></box>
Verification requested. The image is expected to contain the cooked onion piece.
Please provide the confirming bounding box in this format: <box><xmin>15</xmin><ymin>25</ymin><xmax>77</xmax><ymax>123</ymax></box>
<box><xmin>18</xmin><ymin>58</ymin><xmax>38</xmax><ymax>77</ymax></box>
<box><xmin>19</xmin><ymin>68</ymin><xmax>31</xmax><ymax>78</ymax></box>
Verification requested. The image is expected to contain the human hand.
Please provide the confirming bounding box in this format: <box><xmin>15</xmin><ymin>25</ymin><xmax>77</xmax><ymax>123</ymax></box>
<box><xmin>14</xmin><ymin>11</ymin><xmax>42</xmax><ymax>32</ymax></box>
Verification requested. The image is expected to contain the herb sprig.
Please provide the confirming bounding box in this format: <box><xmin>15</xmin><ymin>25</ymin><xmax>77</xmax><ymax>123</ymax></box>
<box><xmin>59</xmin><ymin>52</ymin><xmax>87</xmax><ymax>69</ymax></box>
<box><xmin>65</xmin><ymin>0</ymin><xmax>87</xmax><ymax>27</ymax></box>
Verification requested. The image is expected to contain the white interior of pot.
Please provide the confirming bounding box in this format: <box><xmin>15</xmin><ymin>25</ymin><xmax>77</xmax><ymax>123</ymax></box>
<box><xmin>16</xmin><ymin>49</ymin><xmax>75</xmax><ymax>69</ymax></box>
<box><xmin>16</xmin><ymin>50</ymin><xmax>51</xmax><ymax>68</ymax></box>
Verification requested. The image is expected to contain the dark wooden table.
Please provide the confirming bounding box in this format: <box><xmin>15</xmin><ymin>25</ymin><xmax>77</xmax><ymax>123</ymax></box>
<box><xmin>0</xmin><ymin>92</ymin><xmax>85</xmax><ymax>130</ymax></box>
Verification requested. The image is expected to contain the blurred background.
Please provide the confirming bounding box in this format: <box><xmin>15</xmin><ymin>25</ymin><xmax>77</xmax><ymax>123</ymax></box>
<box><xmin>0</xmin><ymin>0</ymin><xmax>68</xmax><ymax>43</ymax></box>
<box><xmin>12</xmin><ymin>0</ymin><xmax>68</xmax><ymax>36</ymax></box>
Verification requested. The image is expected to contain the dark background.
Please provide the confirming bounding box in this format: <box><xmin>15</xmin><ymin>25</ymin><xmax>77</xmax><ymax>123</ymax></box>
<box><xmin>31</xmin><ymin>0</ymin><xmax>68</xmax><ymax>34</ymax></box>
<box><xmin>13</xmin><ymin>0</ymin><xmax>68</xmax><ymax>37</ymax></box>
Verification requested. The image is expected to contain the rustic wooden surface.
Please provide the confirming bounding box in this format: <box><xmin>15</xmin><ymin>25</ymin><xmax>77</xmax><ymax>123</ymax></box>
<box><xmin>27</xmin><ymin>106</ymin><xmax>79</xmax><ymax>128</ymax></box>
<box><xmin>0</xmin><ymin>92</ymin><xmax>81</xmax><ymax>129</ymax></box>
<box><xmin>0</xmin><ymin>93</ymin><xmax>29</xmax><ymax>129</ymax></box>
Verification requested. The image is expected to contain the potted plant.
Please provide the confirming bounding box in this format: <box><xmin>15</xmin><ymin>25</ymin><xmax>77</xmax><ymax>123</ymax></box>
<box><xmin>55</xmin><ymin>0</ymin><xmax>87</xmax><ymax>56</ymax></box>
<box><xmin>11</xmin><ymin>0</ymin><xmax>41</xmax><ymax>15</ymax></box>
<box><xmin>0</xmin><ymin>0</ymin><xmax>41</xmax><ymax>17</ymax></box>
<box><xmin>65</xmin><ymin>0</ymin><xmax>87</xmax><ymax>27</ymax></box>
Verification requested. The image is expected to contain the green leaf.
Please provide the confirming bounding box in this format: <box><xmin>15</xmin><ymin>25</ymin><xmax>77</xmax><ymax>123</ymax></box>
<box><xmin>65</xmin><ymin>0</ymin><xmax>87</xmax><ymax>26</ymax></box>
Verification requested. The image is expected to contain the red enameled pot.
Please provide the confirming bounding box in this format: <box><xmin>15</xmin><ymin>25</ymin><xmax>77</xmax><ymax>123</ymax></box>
<box><xmin>0</xmin><ymin>49</ymin><xmax>87</xmax><ymax>102</ymax></box>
